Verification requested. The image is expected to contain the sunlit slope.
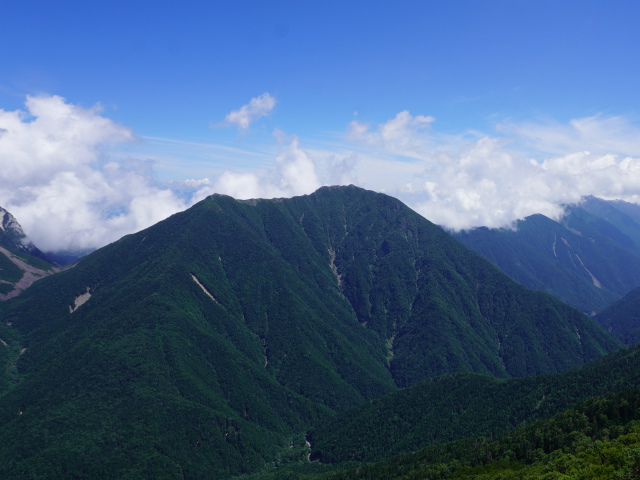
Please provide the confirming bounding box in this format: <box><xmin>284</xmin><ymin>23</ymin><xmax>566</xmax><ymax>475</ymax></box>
<box><xmin>0</xmin><ymin>185</ymin><xmax>622</xmax><ymax>478</ymax></box>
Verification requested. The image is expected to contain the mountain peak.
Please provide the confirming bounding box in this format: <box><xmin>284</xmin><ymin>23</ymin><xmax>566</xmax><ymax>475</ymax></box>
<box><xmin>0</xmin><ymin>206</ymin><xmax>26</xmax><ymax>241</ymax></box>
<box><xmin>0</xmin><ymin>205</ymin><xmax>55</xmax><ymax>261</ymax></box>
<box><xmin>0</xmin><ymin>205</ymin><xmax>59</xmax><ymax>300</ymax></box>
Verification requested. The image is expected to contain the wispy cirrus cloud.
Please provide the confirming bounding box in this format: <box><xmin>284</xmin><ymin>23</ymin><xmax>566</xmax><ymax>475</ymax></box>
<box><xmin>498</xmin><ymin>114</ymin><xmax>640</xmax><ymax>157</ymax></box>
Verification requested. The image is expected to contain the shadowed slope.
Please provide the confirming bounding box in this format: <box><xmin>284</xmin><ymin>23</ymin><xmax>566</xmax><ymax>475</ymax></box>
<box><xmin>596</xmin><ymin>285</ymin><xmax>640</xmax><ymax>345</ymax></box>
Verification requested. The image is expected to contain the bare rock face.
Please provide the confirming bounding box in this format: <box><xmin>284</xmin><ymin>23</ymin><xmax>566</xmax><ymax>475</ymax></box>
<box><xmin>0</xmin><ymin>206</ymin><xmax>58</xmax><ymax>259</ymax></box>
<box><xmin>0</xmin><ymin>206</ymin><xmax>26</xmax><ymax>241</ymax></box>
<box><xmin>0</xmin><ymin>206</ymin><xmax>44</xmax><ymax>256</ymax></box>
<box><xmin>0</xmin><ymin>206</ymin><xmax>59</xmax><ymax>299</ymax></box>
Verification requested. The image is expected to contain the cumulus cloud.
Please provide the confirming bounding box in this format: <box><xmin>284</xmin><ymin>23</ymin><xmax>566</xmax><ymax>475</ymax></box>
<box><xmin>348</xmin><ymin>110</ymin><xmax>436</xmax><ymax>159</ymax></box>
<box><xmin>185</xmin><ymin>110</ymin><xmax>640</xmax><ymax>234</ymax></box>
<box><xmin>412</xmin><ymin>149</ymin><xmax>640</xmax><ymax>231</ymax></box>
<box><xmin>275</xmin><ymin>136</ymin><xmax>321</xmax><ymax>195</ymax></box>
<box><xmin>224</xmin><ymin>93</ymin><xmax>276</xmax><ymax>131</ymax></box>
<box><xmin>0</xmin><ymin>94</ymin><xmax>346</xmax><ymax>252</ymax></box>
<box><xmin>347</xmin><ymin>113</ymin><xmax>640</xmax><ymax>231</ymax></box>
<box><xmin>193</xmin><ymin>132</ymin><xmax>323</xmax><ymax>201</ymax></box>
<box><xmin>0</xmin><ymin>95</ymin><xmax>134</xmax><ymax>185</ymax></box>
<box><xmin>4</xmin><ymin>94</ymin><xmax>640</xmax><ymax>252</ymax></box>
<box><xmin>0</xmin><ymin>95</ymin><xmax>189</xmax><ymax>252</ymax></box>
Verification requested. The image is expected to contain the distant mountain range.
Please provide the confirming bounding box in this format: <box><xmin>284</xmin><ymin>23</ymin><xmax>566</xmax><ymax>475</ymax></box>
<box><xmin>595</xmin><ymin>285</ymin><xmax>640</xmax><ymax>345</ymax></box>
<box><xmin>0</xmin><ymin>186</ymin><xmax>623</xmax><ymax>479</ymax></box>
<box><xmin>453</xmin><ymin>196</ymin><xmax>640</xmax><ymax>317</ymax></box>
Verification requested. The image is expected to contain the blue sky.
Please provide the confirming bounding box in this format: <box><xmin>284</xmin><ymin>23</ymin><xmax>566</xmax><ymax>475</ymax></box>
<box><xmin>1</xmin><ymin>1</ymin><xmax>639</xmax><ymax>251</ymax></box>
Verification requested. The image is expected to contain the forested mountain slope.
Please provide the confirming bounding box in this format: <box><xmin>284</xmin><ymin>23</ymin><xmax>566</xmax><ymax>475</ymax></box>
<box><xmin>319</xmin><ymin>387</ymin><xmax>640</xmax><ymax>480</ymax></box>
<box><xmin>286</xmin><ymin>187</ymin><xmax>620</xmax><ymax>385</ymax></box>
<box><xmin>0</xmin><ymin>186</ymin><xmax>621</xmax><ymax>478</ymax></box>
<box><xmin>308</xmin><ymin>342</ymin><xmax>640</xmax><ymax>464</ymax></box>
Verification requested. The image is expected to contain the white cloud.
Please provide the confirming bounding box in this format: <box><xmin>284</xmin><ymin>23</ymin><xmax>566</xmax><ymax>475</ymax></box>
<box><xmin>0</xmin><ymin>95</ymin><xmax>189</xmax><ymax>252</ymax></box>
<box><xmin>191</xmin><ymin>111</ymin><xmax>640</xmax><ymax>233</ymax></box>
<box><xmin>4</xmin><ymin>94</ymin><xmax>640</xmax><ymax>252</ymax></box>
<box><xmin>348</xmin><ymin>110</ymin><xmax>436</xmax><ymax>159</ymax></box>
<box><xmin>0</xmin><ymin>95</ymin><xmax>135</xmax><ymax>185</ymax></box>
<box><xmin>224</xmin><ymin>93</ymin><xmax>277</xmax><ymax>131</ymax></box>
<box><xmin>209</xmin><ymin>170</ymin><xmax>264</xmax><ymax>200</ymax></box>
<box><xmin>500</xmin><ymin>114</ymin><xmax>640</xmax><ymax>157</ymax></box>
<box><xmin>195</xmin><ymin>133</ymin><xmax>322</xmax><ymax>201</ymax></box>
<box><xmin>275</xmin><ymin>136</ymin><xmax>321</xmax><ymax>196</ymax></box>
<box><xmin>341</xmin><ymin>112</ymin><xmax>640</xmax><ymax>231</ymax></box>
<box><xmin>398</xmin><ymin>140</ymin><xmax>639</xmax><ymax>231</ymax></box>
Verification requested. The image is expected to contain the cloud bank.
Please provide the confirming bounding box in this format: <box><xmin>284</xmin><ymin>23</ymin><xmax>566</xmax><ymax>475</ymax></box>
<box><xmin>0</xmin><ymin>95</ymin><xmax>189</xmax><ymax>252</ymax></box>
<box><xmin>2</xmin><ymin>94</ymin><xmax>640</xmax><ymax>253</ymax></box>
<box><xmin>347</xmin><ymin>111</ymin><xmax>640</xmax><ymax>230</ymax></box>
<box><xmin>348</xmin><ymin>111</ymin><xmax>436</xmax><ymax>159</ymax></box>
<box><xmin>192</xmin><ymin>134</ymin><xmax>322</xmax><ymax>201</ymax></box>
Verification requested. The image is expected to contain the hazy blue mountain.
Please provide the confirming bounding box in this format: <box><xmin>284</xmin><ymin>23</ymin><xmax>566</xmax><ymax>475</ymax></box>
<box><xmin>453</xmin><ymin>198</ymin><xmax>640</xmax><ymax>315</ymax></box>
<box><xmin>43</xmin><ymin>249</ymin><xmax>92</xmax><ymax>266</ymax></box>
<box><xmin>579</xmin><ymin>195</ymin><xmax>640</xmax><ymax>250</ymax></box>
<box><xmin>0</xmin><ymin>186</ymin><xmax>621</xmax><ymax>478</ymax></box>
<box><xmin>596</xmin><ymin>285</ymin><xmax>640</xmax><ymax>345</ymax></box>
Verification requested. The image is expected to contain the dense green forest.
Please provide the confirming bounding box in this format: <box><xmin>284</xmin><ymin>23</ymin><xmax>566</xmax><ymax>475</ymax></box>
<box><xmin>308</xmin><ymin>343</ymin><xmax>640</xmax><ymax>464</ymax></box>
<box><xmin>0</xmin><ymin>186</ymin><xmax>628</xmax><ymax>478</ymax></box>
<box><xmin>320</xmin><ymin>388</ymin><xmax>640</xmax><ymax>480</ymax></box>
<box><xmin>242</xmin><ymin>387</ymin><xmax>640</xmax><ymax>480</ymax></box>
